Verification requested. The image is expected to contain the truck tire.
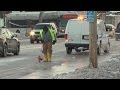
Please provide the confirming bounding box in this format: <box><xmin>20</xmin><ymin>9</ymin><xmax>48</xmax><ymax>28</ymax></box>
<box><xmin>36</xmin><ymin>40</ymin><xmax>39</xmax><ymax>43</ymax></box>
<box><xmin>1</xmin><ymin>44</ymin><xmax>7</xmax><ymax>57</ymax></box>
<box><xmin>104</xmin><ymin>42</ymin><xmax>110</xmax><ymax>53</ymax></box>
<box><xmin>30</xmin><ymin>39</ymin><xmax>34</xmax><ymax>44</ymax></box>
<box><xmin>75</xmin><ymin>49</ymin><xmax>81</xmax><ymax>53</ymax></box>
<box><xmin>97</xmin><ymin>47</ymin><xmax>101</xmax><ymax>55</ymax></box>
<box><xmin>115</xmin><ymin>35</ymin><xmax>118</xmax><ymax>41</ymax></box>
<box><xmin>14</xmin><ymin>44</ymin><xmax>20</xmax><ymax>55</ymax></box>
<box><xmin>66</xmin><ymin>47</ymin><xmax>72</xmax><ymax>54</ymax></box>
<box><xmin>115</xmin><ymin>37</ymin><xmax>118</xmax><ymax>41</ymax></box>
<box><xmin>97</xmin><ymin>40</ymin><xmax>102</xmax><ymax>55</ymax></box>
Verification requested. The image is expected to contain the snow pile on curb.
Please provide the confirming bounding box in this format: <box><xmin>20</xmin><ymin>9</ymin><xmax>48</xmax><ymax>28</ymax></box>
<box><xmin>52</xmin><ymin>55</ymin><xmax>120</xmax><ymax>79</ymax></box>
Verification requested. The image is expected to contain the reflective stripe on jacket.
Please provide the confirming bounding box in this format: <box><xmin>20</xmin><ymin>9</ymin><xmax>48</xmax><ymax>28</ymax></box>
<box><xmin>40</xmin><ymin>29</ymin><xmax>56</xmax><ymax>42</ymax></box>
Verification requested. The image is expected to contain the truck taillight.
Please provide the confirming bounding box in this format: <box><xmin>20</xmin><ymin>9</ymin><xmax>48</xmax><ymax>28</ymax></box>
<box><xmin>64</xmin><ymin>34</ymin><xmax>68</xmax><ymax>40</ymax></box>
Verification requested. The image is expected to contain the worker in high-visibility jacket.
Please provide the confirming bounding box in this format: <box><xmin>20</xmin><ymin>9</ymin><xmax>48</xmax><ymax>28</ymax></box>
<box><xmin>40</xmin><ymin>25</ymin><xmax>56</xmax><ymax>62</ymax></box>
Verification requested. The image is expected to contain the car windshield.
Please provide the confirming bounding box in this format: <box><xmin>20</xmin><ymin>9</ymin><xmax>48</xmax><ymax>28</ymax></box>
<box><xmin>106</xmin><ymin>25</ymin><xmax>112</xmax><ymax>29</ymax></box>
<box><xmin>34</xmin><ymin>24</ymin><xmax>51</xmax><ymax>30</ymax></box>
<box><xmin>117</xmin><ymin>23</ymin><xmax>120</xmax><ymax>30</ymax></box>
<box><xmin>106</xmin><ymin>25</ymin><xmax>112</xmax><ymax>31</ymax></box>
<box><xmin>60</xmin><ymin>18</ymin><xmax>69</xmax><ymax>28</ymax></box>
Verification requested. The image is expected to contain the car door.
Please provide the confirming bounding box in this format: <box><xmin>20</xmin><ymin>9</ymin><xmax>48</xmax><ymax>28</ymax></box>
<box><xmin>1</xmin><ymin>28</ymin><xmax>7</xmax><ymax>38</ymax></box>
<box><xmin>1</xmin><ymin>28</ymin><xmax>11</xmax><ymax>51</ymax></box>
<box><xmin>4</xmin><ymin>29</ymin><xmax>12</xmax><ymax>51</ymax></box>
<box><xmin>6</xmin><ymin>29</ymin><xmax>17</xmax><ymax>51</ymax></box>
<box><xmin>80</xmin><ymin>21</ymin><xmax>89</xmax><ymax>44</ymax></box>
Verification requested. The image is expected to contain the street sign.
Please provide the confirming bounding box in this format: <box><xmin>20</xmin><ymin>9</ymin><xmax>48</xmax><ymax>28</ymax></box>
<box><xmin>87</xmin><ymin>11</ymin><xmax>95</xmax><ymax>22</ymax></box>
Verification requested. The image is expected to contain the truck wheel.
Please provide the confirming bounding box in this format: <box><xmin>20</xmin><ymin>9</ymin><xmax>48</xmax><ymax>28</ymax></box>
<box><xmin>75</xmin><ymin>49</ymin><xmax>81</xmax><ymax>53</ymax></box>
<box><xmin>97</xmin><ymin>47</ymin><xmax>101</xmax><ymax>55</ymax></box>
<box><xmin>66</xmin><ymin>47</ymin><xmax>72</xmax><ymax>54</ymax></box>
<box><xmin>36</xmin><ymin>40</ymin><xmax>39</xmax><ymax>43</ymax></box>
<box><xmin>14</xmin><ymin>45</ymin><xmax>20</xmax><ymax>55</ymax></box>
<box><xmin>115</xmin><ymin>35</ymin><xmax>118</xmax><ymax>41</ymax></box>
<box><xmin>115</xmin><ymin>38</ymin><xmax>118</xmax><ymax>41</ymax></box>
<box><xmin>2</xmin><ymin>44</ymin><xmax>7</xmax><ymax>57</ymax></box>
<box><xmin>30</xmin><ymin>39</ymin><xmax>34</xmax><ymax>44</ymax></box>
<box><xmin>104</xmin><ymin>42</ymin><xmax>110</xmax><ymax>53</ymax></box>
<box><xmin>97</xmin><ymin>41</ymin><xmax>102</xmax><ymax>55</ymax></box>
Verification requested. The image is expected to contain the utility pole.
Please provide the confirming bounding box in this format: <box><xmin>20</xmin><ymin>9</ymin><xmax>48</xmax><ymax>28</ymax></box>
<box><xmin>89</xmin><ymin>11</ymin><xmax>98</xmax><ymax>68</ymax></box>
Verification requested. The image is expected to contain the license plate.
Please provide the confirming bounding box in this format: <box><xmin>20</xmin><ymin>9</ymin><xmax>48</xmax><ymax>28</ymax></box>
<box><xmin>83</xmin><ymin>35</ymin><xmax>89</xmax><ymax>40</ymax></box>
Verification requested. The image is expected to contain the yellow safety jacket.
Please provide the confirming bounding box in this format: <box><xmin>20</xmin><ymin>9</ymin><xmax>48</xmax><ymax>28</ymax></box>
<box><xmin>40</xmin><ymin>29</ymin><xmax>56</xmax><ymax>42</ymax></box>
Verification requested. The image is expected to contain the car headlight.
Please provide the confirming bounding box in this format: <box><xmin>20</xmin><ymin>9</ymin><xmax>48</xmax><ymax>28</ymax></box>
<box><xmin>30</xmin><ymin>31</ymin><xmax>35</xmax><ymax>36</ymax></box>
<box><xmin>62</xmin><ymin>30</ymin><xmax>65</xmax><ymax>32</ymax></box>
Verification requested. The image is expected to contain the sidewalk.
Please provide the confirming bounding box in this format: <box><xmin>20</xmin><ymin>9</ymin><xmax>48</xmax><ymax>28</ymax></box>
<box><xmin>52</xmin><ymin>55</ymin><xmax>120</xmax><ymax>79</ymax></box>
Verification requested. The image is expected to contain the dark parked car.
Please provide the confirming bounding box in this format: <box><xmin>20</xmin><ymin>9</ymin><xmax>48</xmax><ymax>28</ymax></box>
<box><xmin>0</xmin><ymin>27</ymin><xmax>20</xmax><ymax>57</ymax></box>
<box><xmin>115</xmin><ymin>22</ymin><xmax>120</xmax><ymax>41</ymax></box>
<box><xmin>29</xmin><ymin>23</ymin><xmax>57</xmax><ymax>44</ymax></box>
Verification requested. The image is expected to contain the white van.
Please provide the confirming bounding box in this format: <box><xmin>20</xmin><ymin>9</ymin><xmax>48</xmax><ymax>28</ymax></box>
<box><xmin>64</xmin><ymin>19</ymin><xmax>110</xmax><ymax>55</ymax></box>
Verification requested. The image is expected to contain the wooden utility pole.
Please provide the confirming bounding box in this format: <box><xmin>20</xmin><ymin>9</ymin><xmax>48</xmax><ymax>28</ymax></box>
<box><xmin>89</xmin><ymin>11</ymin><xmax>98</xmax><ymax>68</ymax></box>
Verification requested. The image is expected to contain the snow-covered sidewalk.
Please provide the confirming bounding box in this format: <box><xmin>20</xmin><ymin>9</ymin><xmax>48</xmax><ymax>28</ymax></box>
<box><xmin>52</xmin><ymin>55</ymin><xmax>120</xmax><ymax>79</ymax></box>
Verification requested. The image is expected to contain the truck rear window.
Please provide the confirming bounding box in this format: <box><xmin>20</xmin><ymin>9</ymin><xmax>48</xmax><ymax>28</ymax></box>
<box><xmin>34</xmin><ymin>25</ymin><xmax>51</xmax><ymax>30</ymax></box>
<box><xmin>117</xmin><ymin>24</ymin><xmax>120</xmax><ymax>30</ymax></box>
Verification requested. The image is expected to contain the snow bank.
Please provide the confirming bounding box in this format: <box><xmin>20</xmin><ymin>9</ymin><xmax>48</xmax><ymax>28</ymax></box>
<box><xmin>53</xmin><ymin>55</ymin><xmax>120</xmax><ymax>79</ymax></box>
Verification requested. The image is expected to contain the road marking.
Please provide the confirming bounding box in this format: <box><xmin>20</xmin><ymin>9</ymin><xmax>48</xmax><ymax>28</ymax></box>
<box><xmin>20</xmin><ymin>42</ymin><xmax>65</xmax><ymax>51</ymax></box>
<box><xmin>20</xmin><ymin>44</ymin><xmax>42</xmax><ymax>50</ymax></box>
<box><xmin>0</xmin><ymin>57</ymin><xmax>28</xmax><ymax>65</ymax></box>
<box><xmin>21</xmin><ymin>46</ymin><xmax>42</xmax><ymax>50</ymax></box>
